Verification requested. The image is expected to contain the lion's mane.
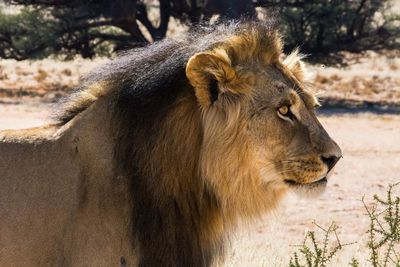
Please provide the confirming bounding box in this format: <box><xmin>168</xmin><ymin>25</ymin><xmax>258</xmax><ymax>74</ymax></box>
<box><xmin>57</xmin><ymin>20</ymin><xmax>293</xmax><ymax>266</ymax></box>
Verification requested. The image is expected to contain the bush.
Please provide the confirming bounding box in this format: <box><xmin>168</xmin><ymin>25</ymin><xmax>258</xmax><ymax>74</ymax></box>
<box><xmin>288</xmin><ymin>222</ymin><xmax>349</xmax><ymax>267</ymax></box>
<box><xmin>363</xmin><ymin>182</ymin><xmax>400</xmax><ymax>267</ymax></box>
<box><xmin>257</xmin><ymin>0</ymin><xmax>398</xmax><ymax>54</ymax></box>
<box><xmin>289</xmin><ymin>182</ymin><xmax>400</xmax><ymax>267</ymax></box>
<box><xmin>0</xmin><ymin>4</ymin><xmax>119</xmax><ymax>59</ymax></box>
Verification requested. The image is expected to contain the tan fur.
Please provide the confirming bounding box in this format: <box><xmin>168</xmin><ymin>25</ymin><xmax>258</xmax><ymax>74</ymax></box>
<box><xmin>58</xmin><ymin>81</ymin><xmax>111</xmax><ymax>123</ymax></box>
<box><xmin>0</xmin><ymin>22</ymin><xmax>341</xmax><ymax>267</ymax></box>
<box><xmin>283</xmin><ymin>49</ymin><xmax>306</xmax><ymax>82</ymax></box>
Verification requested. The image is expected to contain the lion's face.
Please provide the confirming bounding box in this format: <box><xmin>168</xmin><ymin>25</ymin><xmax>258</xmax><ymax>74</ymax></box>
<box><xmin>246</xmin><ymin>65</ymin><xmax>342</xmax><ymax>193</ymax></box>
<box><xmin>186</xmin><ymin>34</ymin><xmax>342</xmax><ymax>215</ymax></box>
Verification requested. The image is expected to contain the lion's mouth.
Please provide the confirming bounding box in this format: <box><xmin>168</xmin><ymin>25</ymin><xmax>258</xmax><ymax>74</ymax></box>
<box><xmin>284</xmin><ymin>177</ymin><xmax>327</xmax><ymax>187</ymax></box>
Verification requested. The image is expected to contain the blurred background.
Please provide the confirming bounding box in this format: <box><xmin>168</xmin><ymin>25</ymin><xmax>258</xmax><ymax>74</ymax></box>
<box><xmin>0</xmin><ymin>0</ymin><xmax>399</xmax><ymax>266</ymax></box>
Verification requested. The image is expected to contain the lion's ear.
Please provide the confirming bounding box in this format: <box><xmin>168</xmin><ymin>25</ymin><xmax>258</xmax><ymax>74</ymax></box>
<box><xmin>186</xmin><ymin>50</ymin><xmax>250</xmax><ymax>108</ymax></box>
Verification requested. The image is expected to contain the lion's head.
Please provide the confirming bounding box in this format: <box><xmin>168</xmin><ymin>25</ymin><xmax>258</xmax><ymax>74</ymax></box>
<box><xmin>185</xmin><ymin>23</ymin><xmax>342</xmax><ymax>219</ymax></box>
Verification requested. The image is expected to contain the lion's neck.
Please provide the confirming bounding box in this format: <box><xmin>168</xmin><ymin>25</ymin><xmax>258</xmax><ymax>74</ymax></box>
<box><xmin>113</xmin><ymin>90</ymin><xmax>228</xmax><ymax>266</ymax></box>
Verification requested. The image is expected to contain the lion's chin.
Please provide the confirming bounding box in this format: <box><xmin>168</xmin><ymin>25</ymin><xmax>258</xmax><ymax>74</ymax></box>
<box><xmin>283</xmin><ymin>177</ymin><xmax>327</xmax><ymax>198</ymax></box>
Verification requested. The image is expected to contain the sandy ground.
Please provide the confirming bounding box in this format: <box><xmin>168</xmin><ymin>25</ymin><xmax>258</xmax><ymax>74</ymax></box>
<box><xmin>1</xmin><ymin>104</ymin><xmax>399</xmax><ymax>266</ymax></box>
<box><xmin>0</xmin><ymin>102</ymin><xmax>52</xmax><ymax>130</ymax></box>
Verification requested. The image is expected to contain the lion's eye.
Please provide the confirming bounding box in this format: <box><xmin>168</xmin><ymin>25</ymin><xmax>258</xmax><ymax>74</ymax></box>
<box><xmin>277</xmin><ymin>105</ymin><xmax>294</xmax><ymax>121</ymax></box>
<box><xmin>278</xmin><ymin>105</ymin><xmax>289</xmax><ymax>116</ymax></box>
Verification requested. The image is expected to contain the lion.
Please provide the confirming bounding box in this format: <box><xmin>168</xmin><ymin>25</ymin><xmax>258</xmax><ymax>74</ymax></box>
<box><xmin>0</xmin><ymin>21</ymin><xmax>341</xmax><ymax>267</ymax></box>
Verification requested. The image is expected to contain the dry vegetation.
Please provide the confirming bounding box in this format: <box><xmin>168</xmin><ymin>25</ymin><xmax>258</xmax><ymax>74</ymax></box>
<box><xmin>0</xmin><ymin>58</ymin><xmax>105</xmax><ymax>103</ymax></box>
<box><xmin>309</xmin><ymin>50</ymin><xmax>400</xmax><ymax>109</ymax></box>
<box><xmin>286</xmin><ymin>183</ymin><xmax>400</xmax><ymax>267</ymax></box>
<box><xmin>0</xmin><ymin>50</ymin><xmax>399</xmax><ymax>110</ymax></box>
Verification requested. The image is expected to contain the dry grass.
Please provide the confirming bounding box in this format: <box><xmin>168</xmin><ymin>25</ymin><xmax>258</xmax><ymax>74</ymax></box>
<box><xmin>0</xmin><ymin>57</ymin><xmax>106</xmax><ymax>102</ymax></box>
<box><xmin>310</xmin><ymin>50</ymin><xmax>400</xmax><ymax>107</ymax></box>
<box><xmin>1</xmin><ymin>50</ymin><xmax>398</xmax><ymax>107</ymax></box>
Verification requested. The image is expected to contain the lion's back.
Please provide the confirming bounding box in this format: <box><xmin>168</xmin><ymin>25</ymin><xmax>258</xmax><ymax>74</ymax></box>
<box><xmin>0</xmin><ymin>125</ymin><xmax>83</xmax><ymax>266</ymax></box>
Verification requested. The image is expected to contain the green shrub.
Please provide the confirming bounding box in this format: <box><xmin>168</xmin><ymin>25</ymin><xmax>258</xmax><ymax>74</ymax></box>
<box><xmin>288</xmin><ymin>182</ymin><xmax>400</xmax><ymax>267</ymax></box>
<box><xmin>288</xmin><ymin>222</ymin><xmax>351</xmax><ymax>267</ymax></box>
<box><xmin>363</xmin><ymin>182</ymin><xmax>400</xmax><ymax>267</ymax></box>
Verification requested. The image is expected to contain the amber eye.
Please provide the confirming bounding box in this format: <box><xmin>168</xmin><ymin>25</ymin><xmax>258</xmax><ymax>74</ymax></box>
<box><xmin>277</xmin><ymin>105</ymin><xmax>295</xmax><ymax>121</ymax></box>
<box><xmin>278</xmin><ymin>105</ymin><xmax>289</xmax><ymax>116</ymax></box>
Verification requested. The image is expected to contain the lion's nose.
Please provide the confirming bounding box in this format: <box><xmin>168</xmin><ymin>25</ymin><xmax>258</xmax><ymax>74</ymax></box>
<box><xmin>321</xmin><ymin>155</ymin><xmax>341</xmax><ymax>173</ymax></box>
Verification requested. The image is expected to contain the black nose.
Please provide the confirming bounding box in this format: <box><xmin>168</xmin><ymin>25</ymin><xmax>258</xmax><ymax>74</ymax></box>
<box><xmin>321</xmin><ymin>155</ymin><xmax>341</xmax><ymax>173</ymax></box>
